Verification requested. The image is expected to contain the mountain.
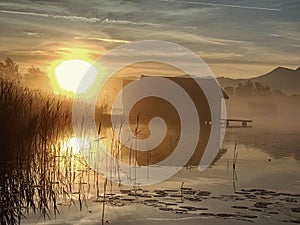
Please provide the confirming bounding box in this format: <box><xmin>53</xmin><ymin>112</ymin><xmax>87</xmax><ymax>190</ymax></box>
<box><xmin>217</xmin><ymin>67</ymin><xmax>300</xmax><ymax>94</ymax></box>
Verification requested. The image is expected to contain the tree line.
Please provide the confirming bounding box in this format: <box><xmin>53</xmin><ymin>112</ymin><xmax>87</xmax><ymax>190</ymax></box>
<box><xmin>0</xmin><ymin>57</ymin><xmax>45</xmax><ymax>79</ymax></box>
<box><xmin>224</xmin><ymin>80</ymin><xmax>286</xmax><ymax>97</ymax></box>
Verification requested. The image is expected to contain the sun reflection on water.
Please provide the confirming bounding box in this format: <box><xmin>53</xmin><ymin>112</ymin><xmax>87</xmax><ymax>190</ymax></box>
<box><xmin>62</xmin><ymin>137</ymin><xmax>91</xmax><ymax>154</ymax></box>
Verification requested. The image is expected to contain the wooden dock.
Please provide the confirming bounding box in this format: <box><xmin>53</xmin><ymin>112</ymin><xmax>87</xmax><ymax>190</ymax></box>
<box><xmin>221</xmin><ymin>119</ymin><xmax>253</xmax><ymax>128</ymax></box>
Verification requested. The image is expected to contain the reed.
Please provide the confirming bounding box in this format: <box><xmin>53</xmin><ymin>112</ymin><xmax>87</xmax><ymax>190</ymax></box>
<box><xmin>232</xmin><ymin>142</ymin><xmax>238</xmax><ymax>192</ymax></box>
<box><xmin>0</xmin><ymin>78</ymin><xmax>93</xmax><ymax>224</ymax></box>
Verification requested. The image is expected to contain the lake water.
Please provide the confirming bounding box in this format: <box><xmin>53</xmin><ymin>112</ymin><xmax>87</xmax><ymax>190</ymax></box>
<box><xmin>24</xmin><ymin>125</ymin><xmax>300</xmax><ymax>225</ymax></box>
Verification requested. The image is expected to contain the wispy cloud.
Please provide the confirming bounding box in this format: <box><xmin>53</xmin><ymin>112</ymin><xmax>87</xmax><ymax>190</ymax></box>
<box><xmin>270</xmin><ymin>33</ymin><xmax>281</xmax><ymax>37</ymax></box>
<box><xmin>161</xmin><ymin>0</ymin><xmax>281</xmax><ymax>11</ymax></box>
<box><xmin>75</xmin><ymin>36</ymin><xmax>131</xmax><ymax>44</ymax></box>
<box><xmin>0</xmin><ymin>9</ymin><xmax>101</xmax><ymax>23</ymax></box>
<box><xmin>89</xmin><ymin>37</ymin><xmax>131</xmax><ymax>44</ymax></box>
<box><xmin>102</xmin><ymin>18</ymin><xmax>174</xmax><ymax>28</ymax></box>
<box><xmin>22</xmin><ymin>31</ymin><xmax>42</xmax><ymax>37</ymax></box>
<box><xmin>0</xmin><ymin>9</ymin><xmax>175</xmax><ymax>28</ymax></box>
<box><xmin>167</xmin><ymin>31</ymin><xmax>254</xmax><ymax>46</ymax></box>
<box><xmin>199</xmin><ymin>51</ymin><xmax>244</xmax><ymax>59</ymax></box>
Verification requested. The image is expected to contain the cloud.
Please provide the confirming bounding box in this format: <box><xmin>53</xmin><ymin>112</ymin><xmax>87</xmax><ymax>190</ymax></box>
<box><xmin>74</xmin><ymin>36</ymin><xmax>131</xmax><ymax>44</ymax></box>
<box><xmin>161</xmin><ymin>0</ymin><xmax>281</xmax><ymax>12</ymax></box>
<box><xmin>198</xmin><ymin>51</ymin><xmax>244</xmax><ymax>59</ymax></box>
<box><xmin>87</xmin><ymin>37</ymin><xmax>131</xmax><ymax>44</ymax></box>
<box><xmin>270</xmin><ymin>33</ymin><xmax>281</xmax><ymax>37</ymax></box>
<box><xmin>0</xmin><ymin>9</ymin><xmax>175</xmax><ymax>28</ymax></box>
<box><xmin>159</xmin><ymin>30</ymin><xmax>254</xmax><ymax>46</ymax></box>
<box><xmin>0</xmin><ymin>9</ymin><xmax>101</xmax><ymax>23</ymax></box>
<box><xmin>22</xmin><ymin>31</ymin><xmax>42</xmax><ymax>37</ymax></box>
<box><xmin>102</xmin><ymin>18</ymin><xmax>175</xmax><ymax>28</ymax></box>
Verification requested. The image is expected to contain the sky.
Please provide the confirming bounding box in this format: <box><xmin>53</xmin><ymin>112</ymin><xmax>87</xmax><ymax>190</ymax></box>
<box><xmin>0</xmin><ymin>0</ymin><xmax>299</xmax><ymax>78</ymax></box>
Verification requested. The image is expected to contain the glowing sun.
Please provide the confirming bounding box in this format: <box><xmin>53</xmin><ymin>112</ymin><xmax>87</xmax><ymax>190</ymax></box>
<box><xmin>55</xmin><ymin>59</ymin><xmax>97</xmax><ymax>93</ymax></box>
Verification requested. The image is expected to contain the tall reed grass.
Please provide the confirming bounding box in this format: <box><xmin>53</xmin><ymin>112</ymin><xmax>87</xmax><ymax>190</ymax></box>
<box><xmin>0</xmin><ymin>78</ymin><xmax>92</xmax><ymax>224</ymax></box>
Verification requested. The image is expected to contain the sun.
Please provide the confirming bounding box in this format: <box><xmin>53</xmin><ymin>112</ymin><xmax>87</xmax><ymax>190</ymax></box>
<box><xmin>55</xmin><ymin>59</ymin><xmax>97</xmax><ymax>93</ymax></box>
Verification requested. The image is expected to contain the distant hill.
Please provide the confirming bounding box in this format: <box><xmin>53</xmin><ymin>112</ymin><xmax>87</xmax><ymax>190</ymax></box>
<box><xmin>217</xmin><ymin>67</ymin><xmax>300</xmax><ymax>94</ymax></box>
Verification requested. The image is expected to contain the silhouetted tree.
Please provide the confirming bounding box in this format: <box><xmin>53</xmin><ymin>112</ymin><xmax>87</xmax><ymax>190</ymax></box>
<box><xmin>244</xmin><ymin>80</ymin><xmax>255</xmax><ymax>94</ymax></box>
<box><xmin>234</xmin><ymin>80</ymin><xmax>273</xmax><ymax>97</ymax></box>
<box><xmin>0</xmin><ymin>58</ymin><xmax>20</xmax><ymax>78</ymax></box>
<box><xmin>235</xmin><ymin>82</ymin><xmax>248</xmax><ymax>96</ymax></box>
<box><xmin>262</xmin><ymin>85</ymin><xmax>271</xmax><ymax>96</ymax></box>
<box><xmin>24</xmin><ymin>66</ymin><xmax>44</xmax><ymax>78</ymax></box>
<box><xmin>254</xmin><ymin>82</ymin><xmax>271</xmax><ymax>96</ymax></box>
<box><xmin>254</xmin><ymin>82</ymin><xmax>263</xmax><ymax>95</ymax></box>
<box><xmin>23</xmin><ymin>66</ymin><xmax>52</xmax><ymax>91</ymax></box>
